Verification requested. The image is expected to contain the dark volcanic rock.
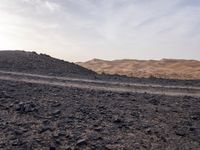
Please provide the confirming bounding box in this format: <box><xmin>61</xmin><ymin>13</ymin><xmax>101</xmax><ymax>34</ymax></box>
<box><xmin>52</xmin><ymin>110</ymin><xmax>61</xmax><ymax>116</ymax></box>
<box><xmin>149</xmin><ymin>98</ymin><xmax>160</xmax><ymax>105</ymax></box>
<box><xmin>38</xmin><ymin>127</ymin><xmax>49</xmax><ymax>134</ymax></box>
<box><xmin>175</xmin><ymin>127</ymin><xmax>188</xmax><ymax>137</ymax></box>
<box><xmin>15</xmin><ymin>101</ymin><xmax>38</xmax><ymax>113</ymax></box>
<box><xmin>49</xmin><ymin>146</ymin><xmax>56</xmax><ymax>150</ymax></box>
<box><xmin>0</xmin><ymin>50</ymin><xmax>96</xmax><ymax>78</ymax></box>
<box><xmin>191</xmin><ymin>112</ymin><xmax>200</xmax><ymax>120</ymax></box>
<box><xmin>0</xmin><ymin>79</ymin><xmax>200</xmax><ymax>149</ymax></box>
<box><xmin>0</xmin><ymin>91</ymin><xmax>12</xmax><ymax>98</ymax></box>
<box><xmin>76</xmin><ymin>139</ymin><xmax>87</xmax><ymax>146</ymax></box>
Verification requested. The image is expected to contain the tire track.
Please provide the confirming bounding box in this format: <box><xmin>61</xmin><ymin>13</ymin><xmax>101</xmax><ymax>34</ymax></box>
<box><xmin>0</xmin><ymin>70</ymin><xmax>200</xmax><ymax>97</ymax></box>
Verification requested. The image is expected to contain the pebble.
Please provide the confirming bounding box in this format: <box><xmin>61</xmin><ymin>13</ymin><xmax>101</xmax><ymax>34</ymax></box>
<box><xmin>52</xmin><ymin>110</ymin><xmax>61</xmax><ymax>116</ymax></box>
<box><xmin>38</xmin><ymin>126</ymin><xmax>51</xmax><ymax>134</ymax></box>
<box><xmin>94</xmin><ymin>126</ymin><xmax>102</xmax><ymax>132</ymax></box>
<box><xmin>76</xmin><ymin>139</ymin><xmax>87</xmax><ymax>146</ymax></box>
<box><xmin>113</xmin><ymin>118</ymin><xmax>122</xmax><ymax>124</ymax></box>
<box><xmin>15</xmin><ymin>101</ymin><xmax>37</xmax><ymax>113</ymax></box>
<box><xmin>191</xmin><ymin>112</ymin><xmax>200</xmax><ymax>120</ymax></box>
<box><xmin>146</xmin><ymin>128</ymin><xmax>152</xmax><ymax>134</ymax></box>
<box><xmin>49</xmin><ymin>146</ymin><xmax>56</xmax><ymax>150</ymax></box>
<box><xmin>175</xmin><ymin>127</ymin><xmax>188</xmax><ymax>137</ymax></box>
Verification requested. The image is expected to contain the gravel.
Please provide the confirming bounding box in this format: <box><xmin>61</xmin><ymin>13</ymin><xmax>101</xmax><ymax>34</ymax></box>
<box><xmin>0</xmin><ymin>80</ymin><xmax>200</xmax><ymax>149</ymax></box>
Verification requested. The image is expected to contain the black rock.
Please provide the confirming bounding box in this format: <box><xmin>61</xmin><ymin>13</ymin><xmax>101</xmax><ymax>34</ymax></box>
<box><xmin>149</xmin><ymin>98</ymin><xmax>159</xmax><ymax>105</ymax></box>
<box><xmin>58</xmin><ymin>130</ymin><xmax>66</xmax><ymax>136</ymax></box>
<box><xmin>49</xmin><ymin>146</ymin><xmax>56</xmax><ymax>150</ymax></box>
<box><xmin>94</xmin><ymin>126</ymin><xmax>103</xmax><ymax>132</ymax></box>
<box><xmin>1</xmin><ymin>91</ymin><xmax>12</xmax><ymax>98</ymax></box>
<box><xmin>14</xmin><ymin>129</ymin><xmax>24</xmax><ymax>135</ymax></box>
<box><xmin>52</xmin><ymin>102</ymin><xmax>61</xmax><ymax>107</ymax></box>
<box><xmin>55</xmin><ymin>138</ymin><xmax>61</xmax><ymax>145</ymax></box>
<box><xmin>52</xmin><ymin>110</ymin><xmax>61</xmax><ymax>116</ymax></box>
<box><xmin>191</xmin><ymin>112</ymin><xmax>200</xmax><ymax>120</ymax></box>
<box><xmin>38</xmin><ymin>126</ymin><xmax>51</xmax><ymax>134</ymax></box>
<box><xmin>11</xmin><ymin>139</ymin><xmax>23</xmax><ymax>146</ymax></box>
<box><xmin>15</xmin><ymin>101</ymin><xmax>38</xmax><ymax>113</ymax></box>
<box><xmin>11</xmin><ymin>140</ymin><xmax>19</xmax><ymax>146</ymax></box>
<box><xmin>65</xmin><ymin>146</ymin><xmax>73</xmax><ymax>150</ymax></box>
<box><xmin>76</xmin><ymin>139</ymin><xmax>87</xmax><ymax>146</ymax></box>
<box><xmin>175</xmin><ymin>127</ymin><xmax>188</xmax><ymax>137</ymax></box>
<box><xmin>113</xmin><ymin>118</ymin><xmax>122</xmax><ymax>124</ymax></box>
<box><xmin>146</xmin><ymin>128</ymin><xmax>152</xmax><ymax>134</ymax></box>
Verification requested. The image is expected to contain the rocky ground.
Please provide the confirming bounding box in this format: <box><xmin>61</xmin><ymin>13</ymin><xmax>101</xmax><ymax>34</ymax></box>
<box><xmin>0</xmin><ymin>50</ymin><xmax>200</xmax><ymax>149</ymax></box>
<box><xmin>0</xmin><ymin>80</ymin><xmax>200</xmax><ymax>150</ymax></box>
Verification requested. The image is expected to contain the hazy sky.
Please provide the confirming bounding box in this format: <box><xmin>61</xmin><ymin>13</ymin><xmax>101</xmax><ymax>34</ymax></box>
<box><xmin>0</xmin><ymin>0</ymin><xmax>200</xmax><ymax>61</ymax></box>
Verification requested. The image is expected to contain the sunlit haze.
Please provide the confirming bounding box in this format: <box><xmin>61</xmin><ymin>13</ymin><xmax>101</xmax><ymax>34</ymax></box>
<box><xmin>0</xmin><ymin>0</ymin><xmax>200</xmax><ymax>62</ymax></box>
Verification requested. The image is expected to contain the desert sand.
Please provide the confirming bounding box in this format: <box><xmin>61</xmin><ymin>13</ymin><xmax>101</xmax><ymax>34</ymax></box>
<box><xmin>78</xmin><ymin>58</ymin><xmax>200</xmax><ymax>80</ymax></box>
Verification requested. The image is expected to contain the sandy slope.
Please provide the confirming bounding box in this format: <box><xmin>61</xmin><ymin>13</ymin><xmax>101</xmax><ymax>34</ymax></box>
<box><xmin>77</xmin><ymin>58</ymin><xmax>200</xmax><ymax>80</ymax></box>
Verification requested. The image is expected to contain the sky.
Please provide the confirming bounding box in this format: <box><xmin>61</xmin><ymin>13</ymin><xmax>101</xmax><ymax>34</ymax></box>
<box><xmin>0</xmin><ymin>0</ymin><xmax>199</xmax><ymax>62</ymax></box>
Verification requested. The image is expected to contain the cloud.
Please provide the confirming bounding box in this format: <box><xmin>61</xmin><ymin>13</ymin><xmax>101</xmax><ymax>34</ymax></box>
<box><xmin>0</xmin><ymin>0</ymin><xmax>199</xmax><ymax>61</ymax></box>
<box><xmin>44</xmin><ymin>1</ymin><xmax>60</xmax><ymax>12</ymax></box>
<box><xmin>20</xmin><ymin>0</ymin><xmax>60</xmax><ymax>13</ymax></box>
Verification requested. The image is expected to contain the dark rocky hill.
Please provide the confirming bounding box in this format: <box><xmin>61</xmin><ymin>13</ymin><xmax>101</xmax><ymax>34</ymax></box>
<box><xmin>0</xmin><ymin>50</ymin><xmax>96</xmax><ymax>77</ymax></box>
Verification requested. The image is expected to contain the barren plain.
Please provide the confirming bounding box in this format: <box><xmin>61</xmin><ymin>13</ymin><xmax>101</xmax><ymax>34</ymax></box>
<box><xmin>0</xmin><ymin>51</ymin><xmax>200</xmax><ymax>150</ymax></box>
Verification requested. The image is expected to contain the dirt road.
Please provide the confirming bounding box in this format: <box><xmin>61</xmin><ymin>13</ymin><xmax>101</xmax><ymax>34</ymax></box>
<box><xmin>0</xmin><ymin>70</ymin><xmax>199</xmax><ymax>97</ymax></box>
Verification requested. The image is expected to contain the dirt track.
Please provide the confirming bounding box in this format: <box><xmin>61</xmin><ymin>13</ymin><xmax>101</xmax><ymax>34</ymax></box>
<box><xmin>0</xmin><ymin>70</ymin><xmax>200</xmax><ymax>97</ymax></box>
<box><xmin>0</xmin><ymin>70</ymin><xmax>200</xmax><ymax>149</ymax></box>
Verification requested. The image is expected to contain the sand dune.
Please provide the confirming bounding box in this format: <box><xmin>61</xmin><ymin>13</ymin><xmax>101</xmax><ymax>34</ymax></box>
<box><xmin>77</xmin><ymin>58</ymin><xmax>200</xmax><ymax>80</ymax></box>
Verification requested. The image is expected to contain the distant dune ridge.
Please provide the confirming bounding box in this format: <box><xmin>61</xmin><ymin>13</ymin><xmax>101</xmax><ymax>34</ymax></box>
<box><xmin>77</xmin><ymin>58</ymin><xmax>200</xmax><ymax>80</ymax></box>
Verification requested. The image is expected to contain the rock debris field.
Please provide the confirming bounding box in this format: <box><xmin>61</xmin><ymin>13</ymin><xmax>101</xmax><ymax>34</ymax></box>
<box><xmin>0</xmin><ymin>51</ymin><xmax>200</xmax><ymax>150</ymax></box>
